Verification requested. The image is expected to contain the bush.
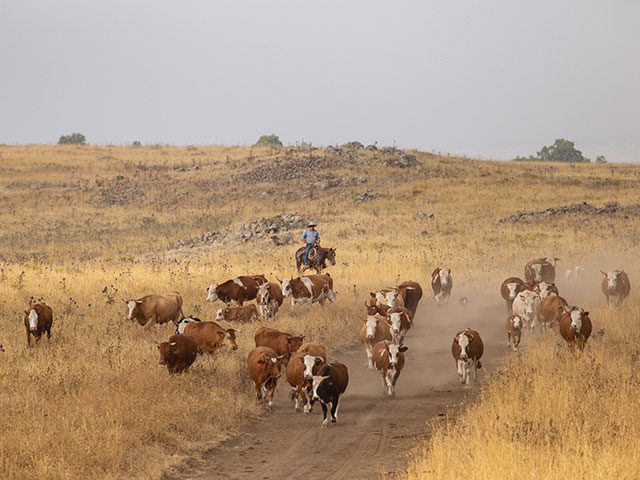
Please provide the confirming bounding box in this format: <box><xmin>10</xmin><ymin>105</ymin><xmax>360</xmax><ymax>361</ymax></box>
<box><xmin>595</xmin><ymin>155</ymin><xmax>607</xmax><ymax>163</ymax></box>
<box><xmin>58</xmin><ymin>133</ymin><xmax>86</xmax><ymax>145</ymax></box>
<box><xmin>254</xmin><ymin>134</ymin><xmax>282</xmax><ymax>147</ymax></box>
<box><xmin>132</xmin><ymin>141</ymin><xmax>142</xmax><ymax>147</ymax></box>
<box><xmin>514</xmin><ymin>138</ymin><xmax>590</xmax><ymax>163</ymax></box>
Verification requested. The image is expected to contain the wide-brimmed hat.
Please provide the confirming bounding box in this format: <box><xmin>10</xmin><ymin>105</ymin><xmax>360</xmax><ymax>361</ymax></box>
<box><xmin>307</xmin><ymin>222</ymin><xmax>317</xmax><ymax>228</ymax></box>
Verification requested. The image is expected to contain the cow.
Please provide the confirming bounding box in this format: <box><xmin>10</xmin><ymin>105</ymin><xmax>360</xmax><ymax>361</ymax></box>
<box><xmin>398</xmin><ymin>280</ymin><xmax>423</xmax><ymax>319</ymax></box>
<box><xmin>280</xmin><ymin>274</ymin><xmax>335</xmax><ymax>311</ymax></box>
<box><xmin>538</xmin><ymin>281</ymin><xmax>559</xmax><ymax>299</ymax></box>
<box><xmin>540</xmin><ymin>295</ymin><xmax>569</xmax><ymax>331</ymax></box>
<box><xmin>183</xmin><ymin>321</ymin><xmax>238</xmax><ymax>354</ymax></box>
<box><xmin>524</xmin><ymin>257</ymin><xmax>559</xmax><ymax>283</ymax></box>
<box><xmin>359</xmin><ymin>315</ymin><xmax>392</xmax><ymax>369</ymax></box>
<box><xmin>310</xmin><ymin>362</ymin><xmax>349</xmax><ymax>427</ymax></box>
<box><xmin>215</xmin><ymin>304</ymin><xmax>259</xmax><ymax>323</ymax></box>
<box><xmin>451</xmin><ymin>329</ymin><xmax>484</xmax><ymax>386</ymax></box>
<box><xmin>157</xmin><ymin>334</ymin><xmax>198</xmax><ymax>374</ymax></box>
<box><xmin>558</xmin><ymin>306</ymin><xmax>592</xmax><ymax>351</ymax></box>
<box><xmin>175</xmin><ymin>315</ymin><xmax>201</xmax><ymax>335</ymax></box>
<box><xmin>512</xmin><ymin>289</ymin><xmax>541</xmax><ymax>334</ymax></box>
<box><xmin>601</xmin><ymin>270</ymin><xmax>631</xmax><ymax>309</ymax></box>
<box><xmin>431</xmin><ymin>268</ymin><xmax>453</xmax><ymax>307</ymax></box>
<box><xmin>296</xmin><ymin>343</ymin><xmax>327</xmax><ymax>361</ymax></box>
<box><xmin>506</xmin><ymin>314</ymin><xmax>523</xmax><ymax>351</ymax></box>
<box><xmin>286</xmin><ymin>352</ymin><xmax>325</xmax><ymax>413</ymax></box>
<box><xmin>366</xmin><ymin>294</ymin><xmax>390</xmax><ymax>316</ymax></box>
<box><xmin>372</xmin><ymin>341</ymin><xmax>408</xmax><ymax>398</ymax></box>
<box><xmin>256</xmin><ymin>282</ymin><xmax>284</xmax><ymax>319</ymax></box>
<box><xmin>565</xmin><ymin>266</ymin><xmax>585</xmax><ymax>284</ymax></box>
<box><xmin>247</xmin><ymin>346</ymin><xmax>284</xmax><ymax>408</ymax></box>
<box><xmin>206</xmin><ymin>275</ymin><xmax>268</xmax><ymax>306</ymax></box>
<box><xmin>253</xmin><ymin>326</ymin><xmax>305</xmax><ymax>366</ymax></box>
<box><xmin>500</xmin><ymin>277</ymin><xmax>525</xmax><ymax>314</ymax></box>
<box><xmin>371</xmin><ymin>284</ymin><xmax>416</xmax><ymax>310</ymax></box>
<box><xmin>23</xmin><ymin>303</ymin><xmax>53</xmax><ymax>347</ymax></box>
<box><xmin>124</xmin><ymin>292</ymin><xmax>183</xmax><ymax>327</ymax></box>
<box><xmin>386</xmin><ymin>307</ymin><xmax>411</xmax><ymax>344</ymax></box>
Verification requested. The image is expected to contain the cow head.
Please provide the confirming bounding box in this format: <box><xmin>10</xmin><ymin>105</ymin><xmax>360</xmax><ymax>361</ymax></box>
<box><xmin>601</xmin><ymin>270</ymin><xmax>621</xmax><ymax>290</ymax></box>
<box><xmin>257</xmin><ymin>354</ymin><xmax>283</xmax><ymax>379</ymax></box>
<box><xmin>364</xmin><ymin>316</ymin><xmax>380</xmax><ymax>339</ymax></box>
<box><xmin>439</xmin><ymin>268</ymin><xmax>452</xmax><ymax>287</ymax></box>
<box><xmin>563</xmin><ymin>306</ymin><xmax>588</xmax><ymax>333</ymax></box>
<box><xmin>385</xmin><ymin>341</ymin><xmax>408</xmax><ymax>368</ymax></box>
<box><xmin>327</xmin><ymin>248</ymin><xmax>336</xmax><ymax>266</ymax></box>
<box><xmin>516</xmin><ymin>290</ymin><xmax>540</xmax><ymax>318</ymax></box>
<box><xmin>221</xmin><ymin>328</ymin><xmax>239</xmax><ymax>350</ymax></box>
<box><xmin>365</xmin><ymin>302</ymin><xmax>379</xmax><ymax>316</ymax></box>
<box><xmin>386</xmin><ymin>310</ymin><xmax>405</xmax><ymax>342</ymax></box>
<box><xmin>215</xmin><ymin>308</ymin><xmax>226</xmax><ymax>322</ymax></box>
<box><xmin>454</xmin><ymin>332</ymin><xmax>472</xmax><ymax>360</ymax></box>
<box><xmin>538</xmin><ymin>282</ymin><xmax>556</xmax><ymax>299</ymax></box>
<box><xmin>175</xmin><ymin>315</ymin><xmax>200</xmax><ymax>335</ymax></box>
<box><xmin>545</xmin><ymin>257</ymin><xmax>560</xmax><ymax>267</ymax></box>
<box><xmin>206</xmin><ymin>284</ymin><xmax>219</xmax><ymax>302</ymax></box>
<box><xmin>157</xmin><ymin>340</ymin><xmax>177</xmax><ymax>365</ymax></box>
<box><xmin>24</xmin><ymin>308</ymin><xmax>39</xmax><ymax>331</ymax></box>
<box><xmin>511</xmin><ymin>315</ymin><xmax>523</xmax><ymax>331</ymax></box>
<box><xmin>286</xmin><ymin>334</ymin><xmax>305</xmax><ymax>354</ymax></box>
<box><xmin>505</xmin><ymin>282</ymin><xmax>520</xmax><ymax>300</ymax></box>
<box><xmin>280</xmin><ymin>277</ymin><xmax>293</xmax><ymax>298</ymax></box>
<box><xmin>311</xmin><ymin>375</ymin><xmax>330</xmax><ymax>402</ymax></box>
<box><xmin>123</xmin><ymin>299</ymin><xmax>143</xmax><ymax>321</ymax></box>
<box><xmin>302</xmin><ymin>355</ymin><xmax>324</xmax><ymax>388</ymax></box>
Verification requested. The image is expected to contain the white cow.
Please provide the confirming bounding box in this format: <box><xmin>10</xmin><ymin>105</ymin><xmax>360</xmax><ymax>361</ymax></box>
<box><xmin>512</xmin><ymin>289</ymin><xmax>541</xmax><ymax>334</ymax></box>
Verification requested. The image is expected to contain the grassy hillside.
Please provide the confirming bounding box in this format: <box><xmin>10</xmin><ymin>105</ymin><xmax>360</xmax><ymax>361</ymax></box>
<box><xmin>0</xmin><ymin>144</ymin><xmax>638</xmax><ymax>479</ymax></box>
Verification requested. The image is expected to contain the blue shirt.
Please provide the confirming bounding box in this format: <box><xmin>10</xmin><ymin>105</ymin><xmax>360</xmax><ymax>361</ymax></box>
<box><xmin>301</xmin><ymin>228</ymin><xmax>320</xmax><ymax>245</ymax></box>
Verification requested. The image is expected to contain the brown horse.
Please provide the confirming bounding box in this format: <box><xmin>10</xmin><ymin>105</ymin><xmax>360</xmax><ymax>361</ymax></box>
<box><xmin>295</xmin><ymin>246</ymin><xmax>336</xmax><ymax>274</ymax></box>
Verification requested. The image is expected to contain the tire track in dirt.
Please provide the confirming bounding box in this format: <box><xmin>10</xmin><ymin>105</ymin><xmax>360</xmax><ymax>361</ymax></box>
<box><xmin>164</xmin><ymin>294</ymin><xmax>510</xmax><ymax>480</ymax></box>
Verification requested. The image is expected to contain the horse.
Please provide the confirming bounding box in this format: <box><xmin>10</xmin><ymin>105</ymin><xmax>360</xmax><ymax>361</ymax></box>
<box><xmin>295</xmin><ymin>246</ymin><xmax>336</xmax><ymax>274</ymax></box>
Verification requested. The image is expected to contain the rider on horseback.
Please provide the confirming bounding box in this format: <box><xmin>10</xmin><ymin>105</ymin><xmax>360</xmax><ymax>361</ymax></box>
<box><xmin>301</xmin><ymin>222</ymin><xmax>320</xmax><ymax>266</ymax></box>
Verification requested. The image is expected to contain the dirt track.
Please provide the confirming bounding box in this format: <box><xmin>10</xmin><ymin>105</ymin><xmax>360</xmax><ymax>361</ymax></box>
<box><xmin>165</xmin><ymin>295</ymin><xmax>508</xmax><ymax>480</ymax></box>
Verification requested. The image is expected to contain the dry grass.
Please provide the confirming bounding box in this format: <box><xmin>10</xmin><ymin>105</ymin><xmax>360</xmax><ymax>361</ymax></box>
<box><xmin>0</xmin><ymin>144</ymin><xmax>639</xmax><ymax>478</ymax></box>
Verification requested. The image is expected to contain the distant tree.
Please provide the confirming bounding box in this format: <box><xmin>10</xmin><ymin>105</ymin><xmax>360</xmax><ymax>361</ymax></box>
<box><xmin>514</xmin><ymin>138</ymin><xmax>590</xmax><ymax>163</ymax></box>
<box><xmin>132</xmin><ymin>140</ymin><xmax>142</xmax><ymax>146</ymax></box>
<box><xmin>595</xmin><ymin>155</ymin><xmax>607</xmax><ymax>163</ymax></box>
<box><xmin>254</xmin><ymin>134</ymin><xmax>282</xmax><ymax>147</ymax></box>
<box><xmin>58</xmin><ymin>133</ymin><xmax>86</xmax><ymax>145</ymax></box>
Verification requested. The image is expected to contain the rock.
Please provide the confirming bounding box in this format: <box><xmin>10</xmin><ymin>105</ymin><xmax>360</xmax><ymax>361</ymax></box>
<box><xmin>417</xmin><ymin>211</ymin><xmax>435</xmax><ymax>219</ymax></box>
<box><xmin>354</xmin><ymin>191</ymin><xmax>381</xmax><ymax>203</ymax></box>
<box><xmin>342</xmin><ymin>141</ymin><xmax>364</xmax><ymax>150</ymax></box>
<box><xmin>358</xmin><ymin>176</ymin><xmax>367</xmax><ymax>184</ymax></box>
<box><xmin>499</xmin><ymin>202</ymin><xmax>624</xmax><ymax>223</ymax></box>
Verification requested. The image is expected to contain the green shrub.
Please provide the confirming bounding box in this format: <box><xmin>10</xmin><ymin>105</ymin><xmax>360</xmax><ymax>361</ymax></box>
<box><xmin>58</xmin><ymin>133</ymin><xmax>86</xmax><ymax>145</ymax></box>
<box><xmin>254</xmin><ymin>134</ymin><xmax>282</xmax><ymax>147</ymax></box>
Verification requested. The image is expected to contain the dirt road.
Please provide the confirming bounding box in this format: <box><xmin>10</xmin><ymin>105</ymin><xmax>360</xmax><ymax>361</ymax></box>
<box><xmin>165</xmin><ymin>295</ymin><xmax>508</xmax><ymax>480</ymax></box>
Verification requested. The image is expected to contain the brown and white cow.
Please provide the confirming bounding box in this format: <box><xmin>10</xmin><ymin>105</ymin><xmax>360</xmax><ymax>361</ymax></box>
<box><xmin>157</xmin><ymin>334</ymin><xmax>198</xmax><ymax>374</ymax></box>
<box><xmin>371</xmin><ymin>284</ymin><xmax>416</xmax><ymax>311</ymax></box>
<box><xmin>124</xmin><ymin>292</ymin><xmax>184</xmax><ymax>327</ymax></box>
<box><xmin>540</xmin><ymin>294</ymin><xmax>569</xmax><ymax>331</ymax></box>
<box><xmin>296</xmin><ymin>343</ymin><xmax>327</xmax><ymax>361</ymax></box>
<box><xmin>215</xmin><ymin>304</ymin><xmax>259</xmax><ymax>323</ymax></box>
<box><xmin>372</xmin><ymin>340</ymin><xmax>408</xmax><ymax>398</ymax></box>
<box><xmin>183</xmin><ymin>321</ymin><xmax>238</xmax><ymax>354</ymax></box>
<box><xmin>500</xmin><ymin>277</ymin><xmax>525</xmax><ymax>314</ymax></box>
<box><xmin>256</xmin><ymin>282</ymin><xmax>284</xmax><ymax>319</ymax></box>
<box><xmin>286</xmin><ymin>351</ymin><xmax>325</xmax><ymax>413</ymax></box>
<box><xmin>253</xmin><ymin>327</ymin><xmax>305</xmax><ymax>366</ymax></box>
<box><xmin>558</xmin><ymin>306</ymin><xmax>592</xmax><ymax>351</ymax></box>
<box><xmin>512</xmin><ymin>289</ymin><xmax>541</xmax><ymax>334</ymax></box>
<box><xmin>175</xmin><ymin>315</ymin><xmax>201</xmax><ymax>335</ymax></box>
<box><xmin>506</xmin><ymin>314</ymin><xmax>523</xmax><ymax>351</ymax></box>
<box><xmin>310</xmin><ymin>362</ymin><xmax>349</xmax><ymax>427</ymax></box>
<box><xmin>398</xmin><ymin>280</ymin><xmax>423</xmax><ymax>319</ymax></box>
<box><xmin>524</xmin><ymin>257</ymin><xmax>559</xmax><ymax>283</ymax></box>
<box><xmin>601</xmin><ymin>270</ymin><xmax>631</xmax><ymax>309</ymax></box>
<box><xmin>366</xmin><ymin>294</ymin><xmax>390</xmax><ymax>316</ymax></box>
<box><xmin>280</xmin><ymin>274</ymin><xmax>335</xmax><ymax>311</ymax></box>
<box><xmin>451</xmin><ymin>329</ymin><xmax>483</xmax><ymax>385</ymax></box>
<box><xmin>537</xmin><ymin>281</ymin><xmax>559</xmax><ymax>299</ymax></box>
<box><xmin>247</xmin><ymin>346</ymin><xmax>284</xmax><ymax>408</ymax></box>
<box><xmin>359</xmin><ymin>315</ymin><xmax>392</xmax><ymax>369</ymax></box>
<box><xmin>206</xmin><ymin>275</ymin><xmax>268</xmax><ymax>306</ymax></box>
<box><xmin>386</xmin><ymin>307</ymin><xmax>411</xmax><ymax>344</ymax></box>
<box><xmin>431</xmin><ymin>268</ymin><xmax>453</xmax><ymax>307</ymax></box>
<box><xmin>23</xmin><ymin>303</ymin><xmax>53</xmax><ymax>347</ymax></box>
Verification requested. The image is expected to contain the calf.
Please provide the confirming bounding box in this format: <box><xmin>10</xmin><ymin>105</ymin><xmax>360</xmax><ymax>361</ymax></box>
<box><xmin>207</xmin><ymin>275</ymin><xmax>268</xmax><ymax>306</ymax></box>
<box><xmin>254</xmin><ymin>327</ymin><xmax>304</xmax><ymax>366</ymax></box>
<box><xmin>247</xmin><ymin>346</ymin><xmax>284</xmax><ymax>408</ymax></box>
<box><xmin>601</xmin><ymin>270</ymin><xmax>631</xmax><ymax>309</ymax></box>
<box><xmin>281</xmin><ymin>274</ymin><xmax>335</xmax><ymax>311</ymax></box>
<box><xmin>524</xmin><ymin>257</ymin><xmax>559</xmax><ymax>283</ymax></box>
<box><xmin>215</xmin><ymin>304</ymin><xmax>259</xmax><ymax>323</ymax></box>
<box><xmin>256</xmin><ymin>282</ymin><xmax>284</xmax><ymax>319</ymax></box>
<box><xmin>500</xmin><ymin>277</ymin><xmax>525</xmax><ymax>314</ymax></box>
<box><xmin>540</xmin><ymin>295</ymin><xmax>569</xmax><ymax>331</ymax></box>
<box><xmin>286</xmin><ymin>352</ymin><xmax>325</xmax><ymax>413</ymax></box>
<box><xmin>451</xmin><ymin>329</ymin><xmax>484</xmax><ymax>385</ymax></box>
<box><xmin>184</xmin><ymin>321</ymin><xmax>238</xmax><ymax>354</ymax></box>
<box><xmin>359</xmin><ymin>315</ymin><xmax>392</xmax><ymax>369</ymax></box>
<box><xmin>386</xmin><ymin>307</ymin><xmax>411</xmax><ymax>344</ymax></box>
<box><xmin>506</xmin><ymin>314</ymin><xmax>523</xmax><ymax>351</ymax></box>
<box><xmin>431</xmin><ymin>267</ymin><xmax>453</xmax><ymax>307</ymax></box>
<box><xmin>558</xmin><ymin>306</ymin><xmax>592</xmax><ymax>351</ymax></box>
<box><xmin>24</xmin><ymin>303</ymin><xmax>53</xmax><ymax>347</ymax></box>
<box><xmin>124</xmin><ymin>292</ymin><xmax>183</xmax><ymax>327</ymax></box>
<box><xmin>512</xmin><ymin>289</ymin><xmax>541</xmax><ymax>334</ymax></box>
<box><xmin>157</xmin><ymin>334</ymin><xmax>198</xmax><ymax>374</ymax></box>
<box><xmin>310</xmin><ymin>362</ymin><xmax>349</xmax><ymax>427</ymax></box>
<box><xmin>372</xmin><ymin>341</ymin><xmax>408</xmax><ymax>398</ymax></box>
<box><xmin>175</xmin><ymin>315</ymin><xmax>201</xmax><ymax>335</ymax></box>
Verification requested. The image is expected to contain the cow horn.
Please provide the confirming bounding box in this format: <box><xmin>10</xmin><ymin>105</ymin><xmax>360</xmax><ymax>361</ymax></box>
<box><xmin>620</xmin><ymin>269</ymin><xmax>625</xmax><ymax>274</ymax></box>
<box><xmin>276</xmin><ymin>277</ymin><xmax>282</xmax><ymax>283</ymax></box>
<box><xmin>600</xmin><ymin>270</ymin><xmax>607</xmax><ymax>275</ymax></box>
<box><xmin>170</xmin><ymin>342</ymin><xmax>177</xmax><ymax>346</ymax></box>
<box><xmin>231</xmin><ymin>328</ymin><xmax>241</xmax><ymax>333</ymax></box>
<box><xmin>122</xmin><ymin>298</ymin><xmax>128</xmax><ymax>302</ymax></box>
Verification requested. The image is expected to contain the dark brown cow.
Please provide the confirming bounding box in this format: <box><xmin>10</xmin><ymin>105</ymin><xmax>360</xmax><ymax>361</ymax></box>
<box><xmin>256</xmin><ymin>282</ymin><xmax>284</xmax><ymax>319</ymax></box>
<box><xmin>451</xmin><ymin>329</ymin><xmax>483</xmax><ymax>385</ymax></box>
<box><xmin>157</xmin><ymin>334</ymin><xmax>198</xmax><ymax>374</ymax></box>
<box><xmin>524</xmin><ymin>257</ymin><xmax>559</xmax><ymax>283</ymax></box>
<box><xmin>206</xmin><ymin>275</ymin><xmax>268</xmax><ymax>306</ymax></box>
<box><xmin>359</xmin><ymin>315</ymin><xmax>391</xmax><ymax>369</ymax></box>
<box><xmin>286</xmin><ymin>351</ymin><xmax>325</xmax><ymax>413</ymax></box>
<box><xmin>386</xmin><ymin>307</ymin><xmax>411</xmax><ymax>344</ymax></box>
<box><xmin>124</xmin><ymin>292</ymin><xmax>183</xmax><ymax>327</ymax></box>
<box><xmin>372</xmin><ymin>340</ymin><xmax>408</xmax><ymax>398</ymax></box>
<box><xmin>431</xmin><ymin>268</ymin><xmax>453</xmax><ymax>307</ymax></box>
<box><xmin>253</xmin><ymin>327</ymin><xmax>305</xmax><ymax>366</ymax></box>
<box><xmin>506</xmin><ymin>314</ymin><xmax>523</xmax><ymax>351</ymax></box>
<box><xmin>558</xmin><ymin>306</ymin><xmax>592</xmax><ymax>351</ymax></box>
<box><xmin>280</xmin><ymin>274</ymin><xmax>335</xmax><ymax>311</ymax></box>
<box><xmin>310</xmin><ymin>362</ymin><xmax>349</xmax><ymax>427</ymax></box>
<box><xmin>500</xmin><ymin>277</ymin><xmax>525</xmax><ymax>314</ymax></box>
<box><xmin>23</xmin><ymin>303</ymin><xmax>53</xmax><ymax>347</ymax></box>
<box><xmin>540</xmin><ymin>295</ymin><xmax>569</xmax><ymax>331</ymax></box>
<box><xmin>601</xmin><ymin>270</ymin><xmax>631</xmax><ymax>309</ymax></box>
<box><xmin>215</xmin><ymin>304</ymin><xmax>259</xmax><ymax>323</ymax></box>
<box><xmin>398</xmin><ymin>280</ymin><xmax>423</xmax><ymax>318</ymax></box>
<box><xmin>183</xmin><ymin>321</ymin><xmax>238</xmax><ymax>354</ymax></box>
<box><xmin>247</xmin><ymin>346</ymin><xmax>283</xmax><ymax>408</ymax></box>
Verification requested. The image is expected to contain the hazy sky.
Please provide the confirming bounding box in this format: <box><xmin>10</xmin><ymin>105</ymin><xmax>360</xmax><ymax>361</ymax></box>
<box><xmin>1</xmin><ymin>1</ymin><xmax>638</xmax><ymax>161</ymax></box>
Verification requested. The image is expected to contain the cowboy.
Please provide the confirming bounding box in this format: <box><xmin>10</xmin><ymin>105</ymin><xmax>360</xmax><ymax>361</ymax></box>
<box><xmin>301</xmin><ymin>222</ymin><xmax>320</xmax><ymax>266</ymax></box>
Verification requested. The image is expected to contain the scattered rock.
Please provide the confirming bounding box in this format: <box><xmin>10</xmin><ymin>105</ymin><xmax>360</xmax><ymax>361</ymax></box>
<box><xmin>354</xmin><ymin>191</ymin><xmax>381</xmax><ymax>203</ymax></box>
<box><xmin>341</xmin><ymin>141</ymin><xmax>364</xmax><ymax>150</ymax></box>
<box><xmin>500</xmin><ymin>202</ymin><xmax>624</xmax><ymax>223</ymax></box>
<box><xmin>385</xmin><ymin>153</ymin><xmax>420</xmax><ymax>169</ymax></box>
<box><xmin>417</xmin><ymin>211</ymin><xmax>435</xmax><ymax>220</ymax></box>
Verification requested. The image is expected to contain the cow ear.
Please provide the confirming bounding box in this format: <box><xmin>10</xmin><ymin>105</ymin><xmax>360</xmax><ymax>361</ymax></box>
<box><xmin>24</xmin><ymin>310</ymin><xmax>29</xmax><ymax>315</ymax></box>
<box><xmin>257</xmin><ymin>359</ymin><xmax>265</xmax><ymax>365</ymax></box>
<box><xmin>583</xmin><ymin>311</ymin><xmax>589</xmax><ymax>316</ymax></box>
<box><xmin>285</xmin><ymin>336</ymin><xmax>292</xmax><ymax>344</ymax></box>
<box><xmin>156</xmin><ymin>344</ymin><xmax>161</xmax><ymax>349</ymax></box>
<box><xmin>399</xmin><ymin>345</ymin><xmax>409</xmax><ymax>352</ymax></box>
<box><xmin>300</xmin><ymin>335</ymin><xmax>305</xmax><ymax>341</ymax></box>
<box><xmin>453</xmin><ymin>337</ymin><xmax>458</xmax><ymax>344</ymax></box>
<box><xmin>315</xmin><ymin>357</ymin><xmax>323</xmax><ymax>365</ymax></box>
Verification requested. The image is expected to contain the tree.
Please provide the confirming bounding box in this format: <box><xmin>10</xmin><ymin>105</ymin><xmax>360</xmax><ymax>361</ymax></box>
<box><xmin>595</xmin><ymin>155</ymin><xmax>607</xmax><ymax>163</ymax></box>
<box><xmin>254</xmin><ymin>134</ymin><xmax>282</xmax><ymax>147</ymax></box>
<box><xmin>514</xmin><ymin>138</ymin><xmax>590</xmax><ymax>163</ymax></box>
<box><xmin>58</xmin><ymin>133</ymin><xmax>86</xmax><ymax>145</ymax></box>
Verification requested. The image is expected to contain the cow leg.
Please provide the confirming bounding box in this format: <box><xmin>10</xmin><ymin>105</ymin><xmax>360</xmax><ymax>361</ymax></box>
<box><xmin>301</xmin><ymin>388</ymin><xmax>312</xmax><ymax>414</ymax></box>
<box><xmin>146</xmin><ymin>315</ymin><xmax>157</xmax><ymax>328</ymax></box>
<box><xmin>307</xmin><ymin>298</ymin><xmax>313</xmax><ymax>310</ymax></box>
<box><xmin>26</xmin><ymin>331</ymin><xmax>31</xmax><ymax>347</ymax></box>
<box><xmin>291</xmin><ymin>387</ymin><xmax>301</xmax><ymax>411</ymax></box>
<box><xmin>321</xmin><ymin>402</ymin><xmax>329</xmax><ymax>427</ymax></box>
<box><xmin>378</xmin><ymin>372</ymin><xmax>387</xmax><ymax>393</ymax></box>
<box><xmin>290</xmin><ymin>297</ymin><xmax>296</xmax><ymax>313</ymax></box>
<box><xmin>386</xmin><ymin>369</ymin><xmax>395</xmax><ymax>398</ymax></box>
<box><xmin>472</xmin><ymin>361</ymin><xmax>478</xmax><ymax>382</ymax></box>
<box><xmin>254</xmin><ymin>382</ymin><xmax>263</xmax><ymax>403</ymax></box>
<box><xmin>366</xmin><ymin>345</ymin><xmax>374</xmax><ymax>369</ymax></box>
<box><xmin>46</xmin><ymin>327</ymin><xmax>51</xmax><ymax>340</ymax></box>
<box><xmin>507</xmin><ymin>332</ymin><xmax>512</xmax><ymax>349</ymax></box>
<box><xmin>330</xmin><ymin>396</ymin><xmax>339</xmax><ymax>423</ymax></box>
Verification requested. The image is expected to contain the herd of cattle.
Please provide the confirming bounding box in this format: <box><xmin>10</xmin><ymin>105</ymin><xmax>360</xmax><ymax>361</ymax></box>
<box><xmin>18</xmin><ymin>258</ymin><xmax>632</xmax><ymax>427</ymax></box>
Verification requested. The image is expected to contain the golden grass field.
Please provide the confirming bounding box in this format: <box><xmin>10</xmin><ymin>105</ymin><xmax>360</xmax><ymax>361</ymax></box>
<box><xmin>0</xmin><ymin>144</ymin><xmax>638</xmax><ymax>479</ymax></box>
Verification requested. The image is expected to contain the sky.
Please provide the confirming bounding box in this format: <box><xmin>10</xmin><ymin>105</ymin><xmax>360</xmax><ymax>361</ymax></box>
<box><xmin>1</xmin><ymin>1</ymin><xmax>639</xmax><ymax>162</ymax></box>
